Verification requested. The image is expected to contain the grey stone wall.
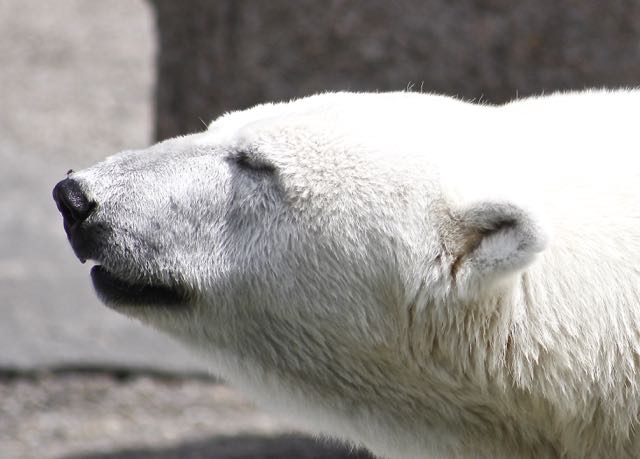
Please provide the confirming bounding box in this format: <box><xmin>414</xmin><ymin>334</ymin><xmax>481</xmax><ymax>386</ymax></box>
<box><xmin>150</xmin><ymin>0</ymin><xmax>640</xmax><ymax>140</ymax></box>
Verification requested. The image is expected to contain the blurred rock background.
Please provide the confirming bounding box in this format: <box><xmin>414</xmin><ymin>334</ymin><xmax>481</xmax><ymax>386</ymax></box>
<box><xmin>150</xmin><ymin>0</ymin><xmax>640</xmax><ymax>139</ymax></box>
<box><xmin>1</xmin><ymin>0</ymin><xmax>638</xmax><ymax>458</ymax></box>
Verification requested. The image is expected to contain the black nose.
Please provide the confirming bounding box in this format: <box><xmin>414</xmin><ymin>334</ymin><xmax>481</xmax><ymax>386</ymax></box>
<box><xmin>52</xmin><ymin>178</ymin><xmax>95</xmax><ymax>229</ymax></box>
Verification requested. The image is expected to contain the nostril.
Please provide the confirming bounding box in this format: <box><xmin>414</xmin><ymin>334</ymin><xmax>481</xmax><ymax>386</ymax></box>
<box><xmin>52</xmin><ymin>178</ymin><xmax>96</xmax><ymax>226</ymax></box>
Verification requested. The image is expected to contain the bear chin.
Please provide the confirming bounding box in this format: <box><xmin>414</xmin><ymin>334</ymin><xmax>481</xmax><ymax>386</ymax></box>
<box><xmin>90</xmin><ymin>265</ymin><xmax>187</xmax><ymax>308</ymax></box>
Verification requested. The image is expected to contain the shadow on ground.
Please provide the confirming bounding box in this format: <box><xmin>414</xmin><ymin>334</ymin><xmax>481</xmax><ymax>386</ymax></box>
<box><xmin>62</xmin><ymin>433</ymin><xmax>376</xmax><ymax>459</ymax></box>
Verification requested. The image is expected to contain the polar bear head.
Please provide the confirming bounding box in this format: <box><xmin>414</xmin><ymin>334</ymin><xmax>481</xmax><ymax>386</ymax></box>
<box><xmin>53</xmin><ymin>92</ymin><xmax>548</xmax><ymax>454</ymax></box>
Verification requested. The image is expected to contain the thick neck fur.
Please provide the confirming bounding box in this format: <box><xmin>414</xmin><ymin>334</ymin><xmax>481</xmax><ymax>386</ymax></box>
<box><xmin>175</xmin><ymin>252</ymin><xmax>638</xmax><ymax>458</ymax></box>
<box><xmin>396</xmin><ymin>239</ymin><xmax>640</xmax><ymax>457</ymax></box>
<box><xmin>197</xmin><ymin>228</ymin><xmax>640</xmax><ymax>459</ymax></box>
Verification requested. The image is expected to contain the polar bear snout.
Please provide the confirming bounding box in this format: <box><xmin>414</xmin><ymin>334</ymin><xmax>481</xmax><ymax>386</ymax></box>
<box><xmin>53</xmin><ymin>173</ymin><xmax>191</xmax><ymax>308</ymax></box>
<box><xmin>52</xmin><ymin>177</ymin><xmax>97</xmax><ymax>263</ymax></box>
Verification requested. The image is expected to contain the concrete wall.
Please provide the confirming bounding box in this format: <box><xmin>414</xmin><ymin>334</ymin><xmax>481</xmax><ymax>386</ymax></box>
<box><xmin>150</xmin><ymin>0</ymin><xmax>640</xmax><ymax>139</ymax></box>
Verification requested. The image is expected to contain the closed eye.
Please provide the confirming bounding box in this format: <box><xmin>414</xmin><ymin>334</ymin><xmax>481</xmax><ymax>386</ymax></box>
<box><xmin>231</xmin><ymin>151</ymin><xmax>276</xmax><ymax>174</ymax></box>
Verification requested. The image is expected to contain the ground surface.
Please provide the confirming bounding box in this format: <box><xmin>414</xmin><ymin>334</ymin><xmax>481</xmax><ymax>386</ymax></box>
<box><xmin>0</xmin><ymin>2</ymin><xmax>370</xmax><ymax>458</ymax></box>
<box><xmin>0</xmin><ymin>371</ymin><xmax>372</xmax><ymax>459</ymax></box>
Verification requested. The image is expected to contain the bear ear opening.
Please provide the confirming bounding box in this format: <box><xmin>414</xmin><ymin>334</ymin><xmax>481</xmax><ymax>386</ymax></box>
<box><xmin>447</xmin><ymin>200</ymin><xmax>548</xmax><ymax>296</ymax></box>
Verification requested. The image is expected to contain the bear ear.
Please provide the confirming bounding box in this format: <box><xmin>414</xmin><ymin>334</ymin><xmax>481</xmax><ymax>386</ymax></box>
<box><xmin>445</xmin><ymin>200</ymin><xmax>548</xmax><ymax>297</ymax></box>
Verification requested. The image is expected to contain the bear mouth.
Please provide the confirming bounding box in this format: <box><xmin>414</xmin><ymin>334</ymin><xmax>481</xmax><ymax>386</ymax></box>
<box><xmin>91</xmin><ymin>265</ymin><xmax>187</xmax><ymax>307</ymax></box>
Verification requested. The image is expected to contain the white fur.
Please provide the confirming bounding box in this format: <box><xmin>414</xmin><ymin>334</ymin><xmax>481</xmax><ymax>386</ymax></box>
<box><xmin>72</xmin><ymin>89</ymin><xmax>640</xmax><ymax>458</ymax></box>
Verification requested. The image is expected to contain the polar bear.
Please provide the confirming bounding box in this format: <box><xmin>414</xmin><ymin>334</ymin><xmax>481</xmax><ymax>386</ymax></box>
<box><xmin>53</xmin><ymin>90</ymin><xmax>640</xmax><ymax>458</ymax></box>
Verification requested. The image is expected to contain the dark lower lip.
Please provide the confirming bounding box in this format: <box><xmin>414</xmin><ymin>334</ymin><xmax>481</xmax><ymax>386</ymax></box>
<box><xmin>91</xmin><ymin>265</ymin><xmax>187</xmax><ymax>307</ymax></box>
